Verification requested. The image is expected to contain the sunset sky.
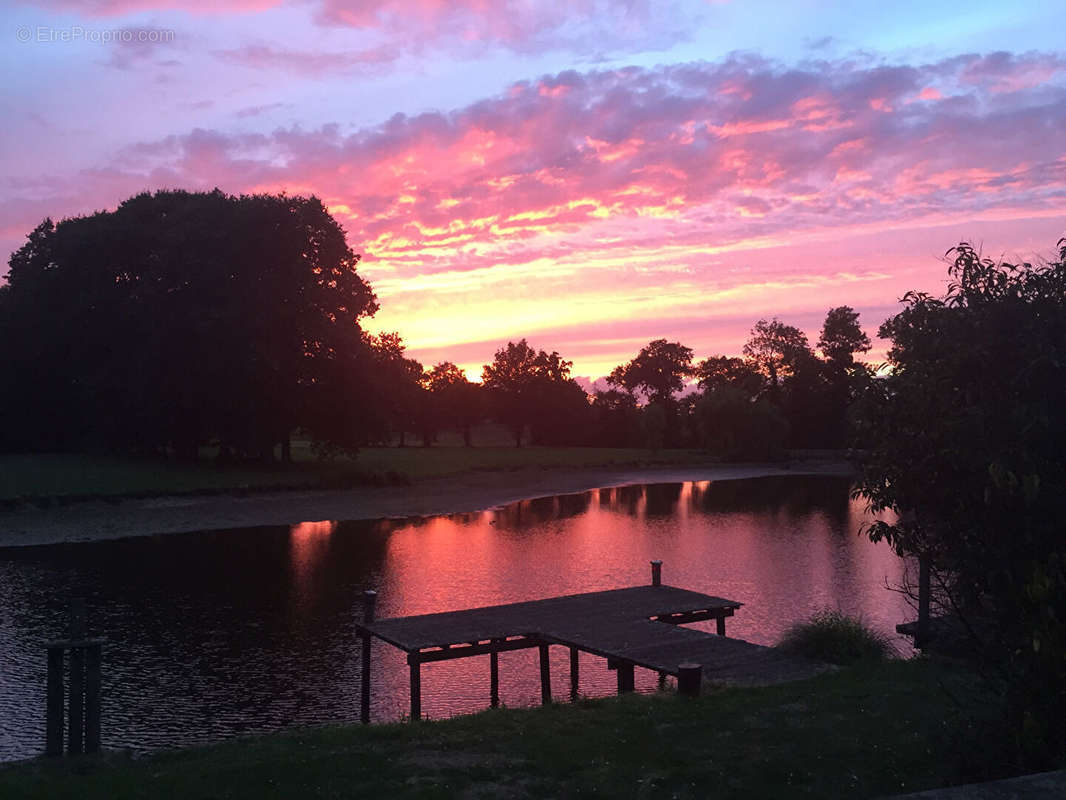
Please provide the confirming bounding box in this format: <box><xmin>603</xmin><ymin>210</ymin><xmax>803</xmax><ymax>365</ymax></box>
<box><xmin>3</xmin><ymin>1</ymin><xmax>1064</xmax><ymax>382</ymax></box>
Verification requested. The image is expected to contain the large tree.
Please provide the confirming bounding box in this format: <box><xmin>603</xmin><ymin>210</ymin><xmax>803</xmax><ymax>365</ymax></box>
<box><xmin>741</xmin><ymin>319</ymin><xmax>812</xmax><ymax>390</ymax></box>
<box><xmin>0</xmin><ymin>190</ymin><xmax>378</xmax><ymax>457</ymax></box>
<box><xmin>481</xmin><ymin>340</ymin><xmax>586</xmax><ymax>447</ymax></box>
<box><xmin>608</xmin><ymin>339</ymin><xmax>694</xmax><ymax>405</ymax></box>
<box><xmin>854</xmin><ymin>240</ymin><xmax>1066</xmax><ymax>770</ymax></box>
<box><xmin>423</xmin><ymin>361</ymin><xmax>483</xmax><ymax>447</ymax></box>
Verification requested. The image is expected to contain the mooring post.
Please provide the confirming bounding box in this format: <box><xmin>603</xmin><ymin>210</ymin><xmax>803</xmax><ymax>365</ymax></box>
<box><xmin>538</xmin><ymin>644</ymin><xmax>551</xmax><ymax>705</ymax></box>
<box><xmin>408</xmin><ymin>656</ymin><xmax>422</xmax><ymax>721</ymax></box>
<box><xmin>658</xmin><ymin>671</ymin><xmax>667</xmax><ymax>690</ymax></box>
<box><xmin>716</xmin><ymin>615</ymin><xmax>727</xmax><ymax>636</ymax></box>
<box><xmin>84</xmin><ymin>643</ymin><xmax>102</xmax><ymax>753</ymax></box>
<box><xmin>489</xmin><ymin>647</ymin><xmax>500</xmax><ymax>708</ymax></box>
<box><xmin>677</xmin><ymin>663</ymin><xmax>702</xmax><ymax>697</ymax></box>
<box><xmin>360</xmin><ymin>590</ymin><xmax>377</xmax><ymax>724</ymax></box>
<box><xmin>45</xmin><ymin>645</ymin><xmax>64</xmax><ymax>757</ymax></box>
<box><xmin>917</xmin><ymin>553</ymin><xmax>931</xmax><ymax>647</ymax></box>
<box><xmin>616</xmin><ymin>661</ymin><xmax>635</xmax><ymax>694</ymax></box>
<box><xmin>67</xmin><ymin>601</ymin><xmax>86</xmax><ymax>755</ymax></box>
<box><xmin>650</xmin><ymin>560</ymin><xmax>662</xmax><ymax>587</ymax></box>
<box><xmin>569</xmin><ymin>647</ymin><xmax>579</xmax><ymax>701</ymax></box>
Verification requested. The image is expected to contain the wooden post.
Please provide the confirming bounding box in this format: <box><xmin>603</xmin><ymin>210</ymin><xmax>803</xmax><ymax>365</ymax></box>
<box><xmin>650</xmin><ymin>560</ymin><xmax>662</xmax><ymax>587</ymax></box>
<box><xmin>408</xmin><ymin>657</ymin><xmax>421</xmax><ymax>721</ymax></box>
<box><xmin>360</xmin><ymin>590</ymin><xmax>377</xmax><ymax>724</ymax></box>
<box><xmin>569</xmin><ymin>647</ymin><xmax>579</xmax><ymax>701</ymax></box>
<box><xmin>716</xmin><ymin>615</ymin><xmax>727</xmax><ymax>636</ymax></box>
<box><xmin>67</xmin><ymin>601</ymin><xmax>86</xmax><ymax>755</ymax></box>
<box><xmin>677</xmin><ymin>663</ymin><xmax>702</xmax><ymax>697</ymax></box>
<box><xmin>658</xmin><ymin>671</ymin><xmax>667</xmax><ymax>690</ymax></box>
<box><xmin>45</xmin><ymin>645</ymin><xmax>64</xmax><ymax>757</ymax></box>
<box><xmin>617</xmin><ymin>661</ymin><xmax>635</xmax><ymax>694</ymax></box>
<box><xmin>917</xmin><ymin>554</ymin><xmax>931</xmax><ymax>647</ymax></box>
<box><xmin>84</xmin><ymin>643</ymin><xmax>102</xmax><ymax>754</ymax></box>
<box><xmin>538</xmin><ymin>644</ymin><xmax>551</xmax><ymax>705</ymax></box>
<box><xmin>489</xmin><ymin>646</ymin><xmax>500</xmax><ymax>708</ymax></box>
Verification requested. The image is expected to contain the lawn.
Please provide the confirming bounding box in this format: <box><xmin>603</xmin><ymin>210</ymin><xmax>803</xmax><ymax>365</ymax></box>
<box><xmin>0</xmin><ymin>440</ymin><xmax>715</xmax><ymax>503</ymax></box>
<box><xmin>0</xmin><ymin>659</ymin><xmax>973</xmax><ymax>799</ymax></box>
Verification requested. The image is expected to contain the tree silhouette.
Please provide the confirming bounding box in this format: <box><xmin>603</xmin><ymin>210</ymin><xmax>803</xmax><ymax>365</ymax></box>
<box><xmin>0</xmin><ymin>190</ymin><xmax>378</xmax><ymax>456</ymax></box>
<box><xmin>741</xmin><ymin>319</ymin><xmax>811</xmax><ymax>390</ymax></box>
<box><xmin>817</xmin><ymin>306</ymin><xmax>871</xmax><ymax>367</ymax></box>
<box><xmin>854</xmin><ymin>239</ymin><xmax>1066</xmax><ymax>769</ymax></box>
<box><xmin>424</xmin><ymin>362</ymin><xmax>483</xmax><ymax>446</ymax></box>
<box><xmin>481</xmin><ymin>340</ymin><xmax>585</xmax><ymax>447</ymax></box>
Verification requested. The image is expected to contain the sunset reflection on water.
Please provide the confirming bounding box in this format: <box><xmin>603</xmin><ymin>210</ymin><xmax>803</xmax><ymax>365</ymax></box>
<box><xmin>0</xmin><ymin>475</ymin><xmax>906</xmax><ymax>760</ymax></box>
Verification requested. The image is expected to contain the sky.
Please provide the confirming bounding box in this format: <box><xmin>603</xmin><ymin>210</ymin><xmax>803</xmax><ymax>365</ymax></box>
<box><xmin>3</xmin><ymin>1</ymin><xmax>1064</xmax><ymax>382</ymax></box>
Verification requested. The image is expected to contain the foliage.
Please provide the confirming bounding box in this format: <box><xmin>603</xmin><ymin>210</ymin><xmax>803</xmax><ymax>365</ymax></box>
<box><xmin>0</xmin><ymin>190</ymin><xmax>378</xmax><ymax>458</ymax></box>
<box><xmin>608</xmin><ymin>339</ymin><xmax>695</xmax><ymax>405</ymax></box>
<box><xmin>817</xmin><ymin>306</ymin><xmax>871</xmax><ymax>367</ymax></box>
<box><xmin>742</xmin><ymin>318</ymin><xmax>812</xmax><ymax>389</ymax></box>
<box><xmin>853</xmin><ymin>239</ymin><xmax>1066</xmax><ymax>770</ymax></box>
<box><xmin>481</xmin><ymin>340</ymin><xmax>589</xmax><ymax>447</ymax></box>
<box><xmin>423</xmin><ymin>362</ymin><xmax>483</xmax><ymax>447</ymax></box>
<box><xmin>693</xmin><ymin>387</ymin><xmax>788</xmax><ymax>460</ymax></box>
<box><xmin>694</xmin><ymin>355</ymin><xmax>765</xmax><ymax>398</ymax></box>
<box><xmin>777</xmin><ymin>609</ymin><xmax>895</xmax><ymax>665</ymax></box>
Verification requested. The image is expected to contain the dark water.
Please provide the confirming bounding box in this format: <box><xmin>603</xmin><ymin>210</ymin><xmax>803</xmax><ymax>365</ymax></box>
<box><xmin>0</xmin><ymin>475</ymin><xmax>908</xmax><ymax>762</ymax></box>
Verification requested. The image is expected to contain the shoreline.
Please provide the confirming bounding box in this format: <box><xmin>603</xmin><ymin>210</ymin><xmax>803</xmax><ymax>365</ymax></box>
<box><xmin>0</xmin><ymin>461</ymin><xmax>852</xmax><ymax>549</ymax></box>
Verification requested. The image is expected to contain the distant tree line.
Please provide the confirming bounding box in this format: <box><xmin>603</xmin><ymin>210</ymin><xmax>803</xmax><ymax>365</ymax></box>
<box><xmin>0</xmin><ymin>189</ymin><xmax>878</xmax><ymax>460</ymax></box>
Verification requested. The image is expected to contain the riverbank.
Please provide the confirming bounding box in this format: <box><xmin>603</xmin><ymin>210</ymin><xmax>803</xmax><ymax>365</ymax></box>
<box><xmin>0</xmin><ymin>658</ymin><xmax>974</xmax><ymax>799</ymax></box>
<box><xmin>0</xmin><ymin>460</ymin><xmax>850</xmax><ymax>548</ymax></box>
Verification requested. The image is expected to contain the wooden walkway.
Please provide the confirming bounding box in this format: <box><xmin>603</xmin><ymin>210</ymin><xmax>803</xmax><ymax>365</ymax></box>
<box><xmin>356</xmin><ymin>563</ymin><xmax>828</xmax><ymax>722</ymax></box>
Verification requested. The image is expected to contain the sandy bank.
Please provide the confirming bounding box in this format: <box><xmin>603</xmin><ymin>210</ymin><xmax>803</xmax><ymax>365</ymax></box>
<box><xmin>0</xmin><ymin>461</ymin><xmax>852</xmax><ymax>548</ymax></box>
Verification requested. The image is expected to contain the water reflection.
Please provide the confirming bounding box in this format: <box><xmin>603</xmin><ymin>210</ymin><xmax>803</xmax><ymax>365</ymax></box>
<box><xmin>0</xmin><ymin>475</ymin><xmax>905</xmax><ymax>761</ymax></box>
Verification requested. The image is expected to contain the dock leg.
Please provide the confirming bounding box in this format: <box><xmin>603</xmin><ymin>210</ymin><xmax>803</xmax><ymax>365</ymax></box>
<box><xmin>716</xmin><ymin>615</ymin><xmax>727</xmax><ymax>636</ymax></box>
<box><xmin>68</xmin><ymin>646</ymin><xmax>85</xmax><ymax>755</ymax></box>
<box><xmin>490</xmin><ymin>649</ymin><xmax>500</xmax><ymax>708</ymax></box>
<box><xmin>617</xmin><ymin>661</ymin><xmax>635</xmax><ymax>694</ymax></box>
<box><xmin>678</xmin><ymin>663</ymin><xmax>702</xmax><ymax>697</ymax></box>
<box><xmin>658</xmin><ymin>671</ymin><xmax>667</xmax><ymax>690</ymax></box>
<box><xmin>45</xmin><ymin>646</ymin><xmax>64</xmax><ymax>757</ymax></box>
<box><xmin>84</xmin><ymin>644</ymin><xmax>101</xmax><ymax>754</ymax></box>
<box><xmin>569</xmin><ymin>648</ymin><xmax>579</xmax><ymax>701</ymax></box>
<box><xmin>538</xmin><ymin>644</ymin><xmax>551</xmax><ymax>705</ymax></box>
<box><xmin>409</xmin><ymin>659</ymin><xmax>421</xmax><ymax>721</ymax></box>
<box><xmin>360</xmin><ymin>633</ymin><xmax>372</xmax><ymax>724</ymax></box>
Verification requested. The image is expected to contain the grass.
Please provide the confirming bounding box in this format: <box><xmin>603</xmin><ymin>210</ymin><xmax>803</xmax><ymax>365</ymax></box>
<box><xmin>0</xmin><ymin>659</ymin><xmax>971</xmax><ymax>799</ymax></box>
<box><xmin>777</xmin><ymin>610</ymin><xmax>897</xmax><ymax>665</ymax></box>
<box><xmin>0</xmin><ymin>438</ymin><xmax>715</xmax><ymax>504</ymax></box>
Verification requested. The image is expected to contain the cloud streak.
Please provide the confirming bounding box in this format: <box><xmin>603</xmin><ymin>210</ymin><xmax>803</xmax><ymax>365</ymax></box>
<box><xmin>4</xmin><ymin>50</ymin><xmax>1065</xmax><ymax>374</ymax></box>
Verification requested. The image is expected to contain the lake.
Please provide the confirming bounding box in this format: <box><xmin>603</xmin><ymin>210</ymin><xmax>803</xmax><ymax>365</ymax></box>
<box><xmin>0</xmin><ymin>474</ymin><xmax>908</xmax><ymax>762</ymax></box>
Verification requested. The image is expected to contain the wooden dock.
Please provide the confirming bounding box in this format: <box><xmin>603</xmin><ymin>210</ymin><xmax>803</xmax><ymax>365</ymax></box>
<box><xmin>356</xmin><ymin>562</ymin><xmax>828</xmax><ymax>722</ymax></box>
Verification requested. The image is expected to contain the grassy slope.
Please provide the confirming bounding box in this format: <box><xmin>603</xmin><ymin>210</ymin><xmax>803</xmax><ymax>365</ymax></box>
<box><xmin>0</xmin><ymin>660</ymin><xmax>967</xmax><ymax>799</ymax></box>
<box><xmin>0</xmin><ymin>445</ymin><xmax>713</xmax><ymax>503</ymax></box>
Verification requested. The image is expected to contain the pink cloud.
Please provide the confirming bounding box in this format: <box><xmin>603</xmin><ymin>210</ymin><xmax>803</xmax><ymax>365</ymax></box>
<box><xmin>4</xmin><ymin>51</ymin><xmax>1065</xmax><ymax>374</ymax></box>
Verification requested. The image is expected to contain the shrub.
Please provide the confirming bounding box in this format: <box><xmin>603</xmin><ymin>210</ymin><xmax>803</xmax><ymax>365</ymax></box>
<box><xmin>777</xmin><ymin>610</ymin><xmax>895</xmax><ymax>665</ymax></box>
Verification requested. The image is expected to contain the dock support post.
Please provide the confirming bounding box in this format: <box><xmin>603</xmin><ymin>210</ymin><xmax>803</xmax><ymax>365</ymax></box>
<box><xmin>45</xmin><ymin>646</ymin><xmax>64</xmax><ymax>757</ymax></box>
<box><xmin>617</xmin><ymin>661</ymin><xmax>635</xmax><ymax>694</ymax></box>
<box><xmin>490</xmin><ymin>646</ymin><xmax>500</xmax><ymax>708</ymax></box>
<box><xmin>538</xmin><ymin>644</ymin><xmax>551</xmax><ymax>705</ymax></box>
<box><xmin>716</xmin><ymin>615</ymin><xmax>727</xmax><ymax>636</ymax></box>
<box><xmin>360</xmin><ymin>590</ymin><xmax>377</xmax><ymax>724</ymax></box>
<box><xmin>658</xmin><ymin>671</ymin><xmax>667</xmax><ymax>690</ymax></box>
<box><xmin>650</xmin><ymin>560</ymin><xmax>662</xmax><ymax>587</ymax></box>
<box><xmin>409</xmin><ymin>657</ymin><xmax>421</xmax><ymax>721</ymax></box>
<box><xmin>84</xmin><ymin>643</ymin><xmax>101</xmax><ymax>754</ymax></box>
<box><xmin>569</xmin><ymin>647</ymin><xmax>579</xmax><ymax>701</ymax></box>
<box><xmin>677</xmin><ymin>663</ymin><xmax>702</xmax><ymax>697</ymax></box>
<box><xmin>67</xmin><ymin>602</ymin><xmax>86</xmax><ymax>755</ymax></box>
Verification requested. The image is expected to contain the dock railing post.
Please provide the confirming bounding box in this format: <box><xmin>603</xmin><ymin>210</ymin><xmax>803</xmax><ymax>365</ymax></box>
<box><xmin>650</xmin><ymin>560</ymin><xmax>662</xmax><ymax>587</ymax></box>
<box><xmin>677</xmin><ymin>663</ymin><xmax>702</xmax><ymax>697</ymax></box>
<box><xmin>67</xmin><ymin>600</ymin><xmax>87</xmax><ymax>755</ymax></box>
<box><xmin>408</xmin><ymin>656</ymin><xmax>422</xmax><ymax>721</ymax></box>
<box><xmin>360</xmin><ymin>590</ymin><xmax>377</xmax><ymax>724</ymax></box>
